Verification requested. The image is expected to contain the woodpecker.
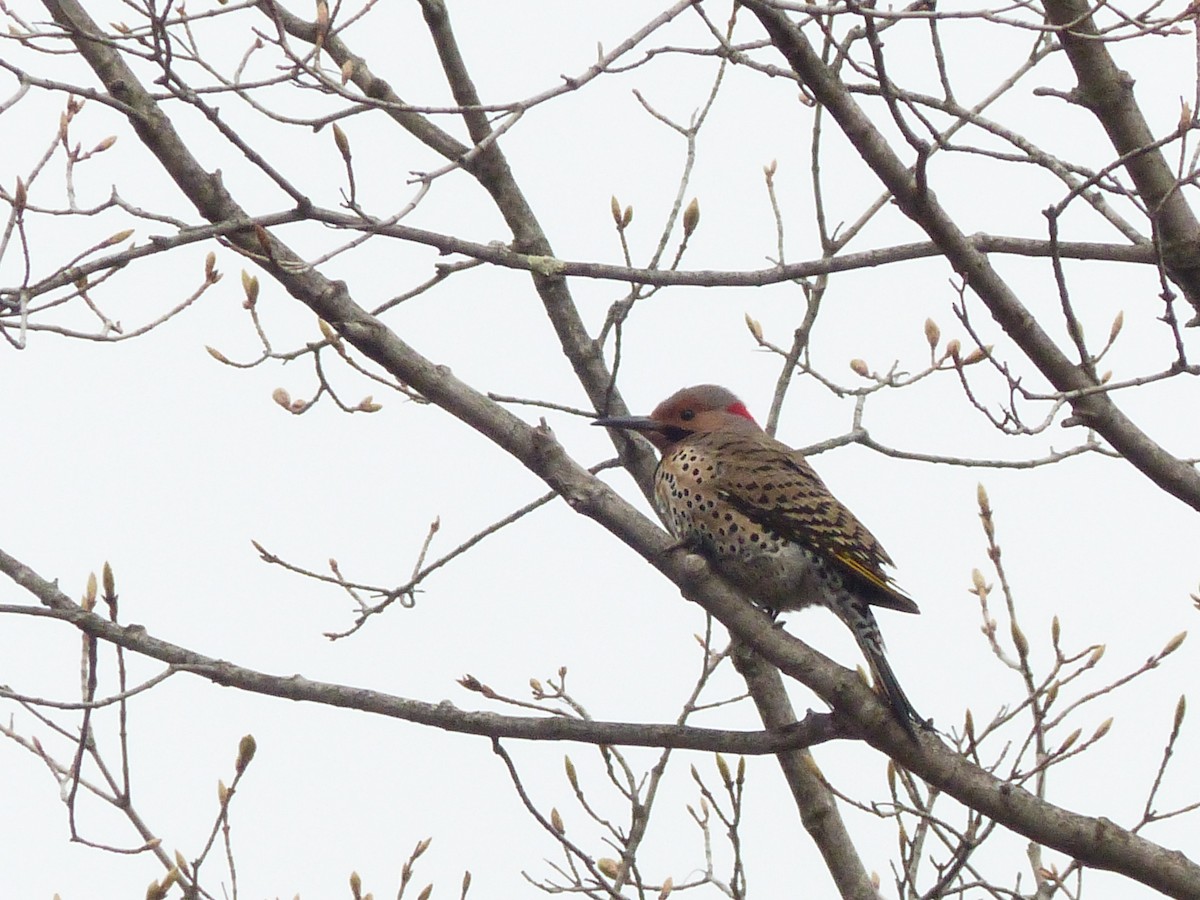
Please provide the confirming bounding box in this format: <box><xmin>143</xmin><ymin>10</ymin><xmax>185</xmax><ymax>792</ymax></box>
<box><xmin>595</xmin><ymin>384</ymin><xmax>924</xmax><ymax>734</ymax></box>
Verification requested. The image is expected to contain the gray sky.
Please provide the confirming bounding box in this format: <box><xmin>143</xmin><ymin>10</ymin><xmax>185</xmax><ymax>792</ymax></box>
<box><xmin>3</xmin><ymin>1</ymin><xmax>1199</xmax><ymax>897</ymax></box>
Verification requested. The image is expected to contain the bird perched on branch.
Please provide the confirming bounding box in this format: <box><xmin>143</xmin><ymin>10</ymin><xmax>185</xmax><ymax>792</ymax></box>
<box><xmin>594</xmin><ymin>384</ymin><xmax>925</xmax><ymax>735</ymax></box>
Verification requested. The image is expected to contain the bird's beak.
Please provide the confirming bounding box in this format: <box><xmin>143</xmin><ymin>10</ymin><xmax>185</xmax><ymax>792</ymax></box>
<box><xmin>591</xmin><ymin>414</ymin><xmax>661</xmax><ymax>433</ymax></box>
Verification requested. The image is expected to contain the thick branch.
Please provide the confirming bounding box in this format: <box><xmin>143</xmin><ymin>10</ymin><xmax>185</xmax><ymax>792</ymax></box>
<box><xmin>0</xmin><ymin>548</ymin><xmax>841</xmax><ymax>754</ymax></box>
<box><xmin>34</xmin><ymin>1</ymin><xmax>1200</xmax><ymax>894</ymax></box>
<box><xmin>1042</xmin><ymin>0</ymin><xmax>1200</xmax><ymax>323</ymax></box>
<box><xmin>255</xmin><ymin>0</ymin><xmax>637</xmax><ymax>444</ymax></box>
<box><xmin>742</xmin><ymin>1</ymin><xmax>1200</xmax><ymax>512</ymax></box>
<box><xmin>734</xmin><ymin>644</ymin><xmax>877</xmax><ymax>900</ymax></box>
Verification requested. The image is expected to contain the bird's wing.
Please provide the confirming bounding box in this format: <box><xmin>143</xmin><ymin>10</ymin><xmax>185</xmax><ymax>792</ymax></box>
<box><xmin>710</xmin><ymin>435</ymin><xmax>919</xmax><ymax>614</ymax></box>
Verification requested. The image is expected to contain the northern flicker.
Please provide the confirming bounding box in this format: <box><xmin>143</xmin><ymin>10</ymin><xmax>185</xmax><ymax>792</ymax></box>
<box><xmin>594</xmin><ymin>384</ymin><xmax>924</xmax><ymax>734</ymax></box>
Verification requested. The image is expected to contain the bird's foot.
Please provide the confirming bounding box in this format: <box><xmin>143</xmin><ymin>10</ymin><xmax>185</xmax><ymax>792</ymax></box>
<box><xmin>762</xmin><ymin>605</ymin><xmax>786</xmax><ymax>627</ymax></box>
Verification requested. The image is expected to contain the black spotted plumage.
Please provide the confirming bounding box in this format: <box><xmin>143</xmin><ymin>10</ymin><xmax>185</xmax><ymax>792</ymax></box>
<box><xmin>595</xmin><ymin>384</ymin><xmax>926</xmax><ymax>737</ymax></box>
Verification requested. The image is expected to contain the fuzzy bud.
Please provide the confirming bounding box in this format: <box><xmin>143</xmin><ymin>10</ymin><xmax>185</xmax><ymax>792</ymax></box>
<box><xmin>597</xmin><ymin>858</ymin><xmax>621</xmax><ymax>879</ymax></box>
<box><xmin>961</xmin><ymin>345</ymin><xmax>991</xmax><ymax>365</ymax></box>
<box><xmin>1059</xmin><ymin>728</ymin><xmax>1081</xmax><ymax>754</ymax></box>
<box><xmin>849</xmin><ymin>358</ymin><xmax>869</xmax><ymax>377</ymax></box>
<box><xmin>550</xmin><ymin>807</ymin><xmax>564</xmax><ymax>834</ymax></box>
<box><xmin>715</xmin><ymin>753</ymin><xmax>731</xmax><ymax>788</ymax></box>
<box><xmin>332</xmin><ymin>123</ymin><xmax>351</xmax><ymax>160</ymax></box>
<box><xmin>744</xmin><ymin>313</ymin><xmax>763</xmax><ymax>343</ymax></box>
<box><xmin>1108</xmin><ymin>310</ymin><xmax>1124</xmax><ymax>344</ymax></box>
<box><xmin>100</xmin><ymin>228</ymin><xmax>134</xmax><ymax>248</ymax></box>
<box><xmin>235</xmin><ymin>734</ymin><xmax>256</xmax><ymax>774</ymax></box>
<box><xmin>1044</xmin><ymin>680</ymin><xmax>1059</xmax><ymax>708</ymax></box>
<box><xmin>923</xmin><ymin>318</ymin><xmax>940</xmax><ymax>350</ymax></box>
<box><xmin>682</xmin><ymin>197</ymin><xmax>700</xmax><ymax>237</ymax></box>
<box><xmin>1011</xmin><ymin>621</ymin><xmax>1029</xmax><ymax>662</ymax></box>
<box><xmin>241</xmin><ymin>270</ymin><xmax>259</xmax><ymax>307</ymax></box>
<box><xmin>1162</xmin><ymin>631</ymin><xmax>1187</xmax><ymax>656</ymax></box>
<box><xmin>272</xmin><ymin>387</ymin><xmax>292</xmax><ymax>409</ymax></box>
<box><xmin>83</xmin><ymin>572</ymin><xmax>97</xmax><ymax>612</ymax></box>
<box><xmin>970</xmin><ymin>568</ymin><xmax>988</xmax><ymax>597</ymax></box>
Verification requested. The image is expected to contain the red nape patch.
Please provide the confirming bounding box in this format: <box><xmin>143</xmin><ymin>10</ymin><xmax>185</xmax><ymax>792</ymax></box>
<box><xmin>726</xmin><ymin>401</ymin><xmax>757</xmax><ymax>423</ymax></box>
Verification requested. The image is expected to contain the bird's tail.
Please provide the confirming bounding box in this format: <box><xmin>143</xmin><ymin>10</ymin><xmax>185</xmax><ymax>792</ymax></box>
<box><xmin>842</xmin><ymin>602</ymin><xmax>925</xmax><ymax>738</ymax></box>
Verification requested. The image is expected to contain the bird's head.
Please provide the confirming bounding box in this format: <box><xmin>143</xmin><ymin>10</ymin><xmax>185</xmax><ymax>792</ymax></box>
<box><xmin>592</xmin><ymin>384</ymin><xmax>761</xmax><ymax>452</ymax></box>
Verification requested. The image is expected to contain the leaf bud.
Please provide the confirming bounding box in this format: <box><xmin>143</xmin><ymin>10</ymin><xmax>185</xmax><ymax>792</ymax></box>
<box><xmin>682</xmin><ymin>197</ymin><xmax>700</xmax><ymax>237</ymax></box>
<box><xmin>1162</xmin><ymin>631</ymin><xmax>1187</xmax><ymax>656</ymax></box>
<box><xmin>597</xmin><ymin>858</ymin><xmax>621</xmax><ymax>879</ymax></box>
<box><xmin>923</xmin><ymin>318</ymin><xmax>940</xmax><ymax>349</ymax></box>
<box><xmin>332</xmin><ymin>123</ymin><xmax>351</xmax><ymax>159</ymax></box>
<box><xmin>1108</xmin><ymin>310</ymin><xmax>1124</xmax><ymax>344</ymax></box>
<box><xmin>83</xmin><ymin>572</ymin><xmax>97</xmax><ymax>612</ymax></box>
<box><xmin>235</xmin><ymin>734</ymin><xmax>256</xmax><ymax>773</ymax></box>
<box><xmin>241</xmin><ymin>270</ymin><xmax>259</xmax><ymax>307</ymax></box>
<box><xmin>744</xmin><ymin>313</ymin><xmax>763</xmax><ymax>343</ymax></box>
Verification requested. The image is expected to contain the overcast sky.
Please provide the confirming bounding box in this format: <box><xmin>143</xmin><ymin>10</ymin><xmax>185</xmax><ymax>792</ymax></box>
<box><xmin>3</xmin><ymin>2</ymin><xmax>1199</xmax><ymax>898</ymax></box>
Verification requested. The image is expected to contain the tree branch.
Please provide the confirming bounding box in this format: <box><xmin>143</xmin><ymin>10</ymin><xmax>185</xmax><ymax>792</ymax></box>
<box><xmin>742</xmin><ymin>0</ymin><xmax>1200</xmax><ymax>512</ymax></box>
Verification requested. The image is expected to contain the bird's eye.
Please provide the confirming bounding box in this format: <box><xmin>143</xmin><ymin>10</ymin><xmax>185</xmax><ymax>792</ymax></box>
<box><xmin>680</xmin><ymin>409</ymin><xmax>695</xmax><ymax>422</ymax></box>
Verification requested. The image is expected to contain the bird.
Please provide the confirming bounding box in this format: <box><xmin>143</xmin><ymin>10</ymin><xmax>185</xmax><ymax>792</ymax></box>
<box><xmin>593</xmin><ymin>384</ymin><xmax>925</xmax><ymax>735</ymax></box>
